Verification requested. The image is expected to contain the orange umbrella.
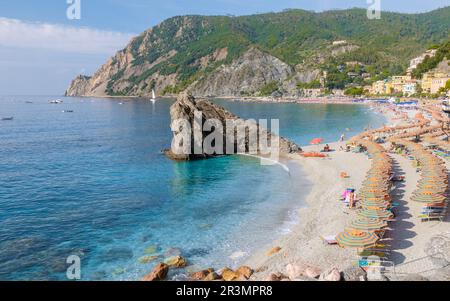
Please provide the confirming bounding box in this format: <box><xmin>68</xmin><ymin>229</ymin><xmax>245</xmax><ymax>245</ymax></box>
<box><xmin>310</xmin><ymin>138</ymin><xmax>323</xmax><ymax>145</ymax></box>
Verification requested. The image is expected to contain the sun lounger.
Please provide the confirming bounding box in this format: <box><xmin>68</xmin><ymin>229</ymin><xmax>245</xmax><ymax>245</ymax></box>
<box><xmin>321</xmin><ymin>235</ymin><xmax>338</xmax><ymax>245</ymax></box>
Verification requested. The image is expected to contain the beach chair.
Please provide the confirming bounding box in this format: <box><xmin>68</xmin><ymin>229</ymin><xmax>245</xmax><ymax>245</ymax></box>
<box><xmin>320</xmin><ymin>235</ymin><xmax>338</xmax><ymax>245</ymax></box>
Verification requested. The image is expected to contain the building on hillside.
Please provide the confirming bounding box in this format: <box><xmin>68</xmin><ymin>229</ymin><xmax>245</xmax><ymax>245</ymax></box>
<box><xmin>371</xmin><ymin>80</ymin><xmax>387</xmax><ymax>95</ymax></box>
<box><xmin>406</xmin><ymin>49</ymin><xmax>437</xmax><ymax>74</ymax></box>
<box><xmin>431</xmin><ymin>75</ymin><xmax>450</xmax><ymax>94</ymax></box>
<box><xmin>421</xmin><ymin>72</ymin><xmax>450</xmax><ymax>94</ymax></box>
<box><xmin>402</xmin><ymin>82</ymin><xmax>417</xmax><ymax>96</ymax></box>
<box><xmin>391</xmin><ymin>75</ymin><xmax>412</xmax><ymax>93</ymax></box>
<box><xmin>421</xmin><ymin>72</ymin><xmax>434</xmax><ymax>93</ymax></box>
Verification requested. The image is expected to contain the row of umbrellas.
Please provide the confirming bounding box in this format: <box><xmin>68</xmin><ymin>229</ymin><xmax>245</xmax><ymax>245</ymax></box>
<box><xmin>336</xmin><ymin>139</ymin><xmax>393</xmax><ymax>249</ymax></box>
<box><xmin>423</xmin><ymin>136</ymin><xmax>450</xmax><ymax>153</ymax></box>
<box><xmin>391</xmin><ymin>138</ymin><xmax>448</xmax><ymax>220</ymax></box>
<box><xmin>351</xmin><ymin>116</ymin><xmax>430</xmax><ymax>142</ymax></box>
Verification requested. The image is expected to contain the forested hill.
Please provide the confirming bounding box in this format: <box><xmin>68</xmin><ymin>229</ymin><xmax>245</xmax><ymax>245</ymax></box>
<box><xmin>66</xmin><ymin>7</ymin><xmax>450</xmax><ymax>97</ymax></box>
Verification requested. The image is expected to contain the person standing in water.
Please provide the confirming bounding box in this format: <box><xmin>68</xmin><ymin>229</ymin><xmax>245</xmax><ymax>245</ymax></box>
<box><xmin>340</xmin><ymin>133</ymin><xmax>345</xmax><ymax>142</ymax></box>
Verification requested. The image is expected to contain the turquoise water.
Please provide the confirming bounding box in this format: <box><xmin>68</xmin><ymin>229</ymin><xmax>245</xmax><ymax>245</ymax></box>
<box><xmin>0</xmin><ymin>96</ymin><xmax>384</xmax><ymax>280</ymax></box>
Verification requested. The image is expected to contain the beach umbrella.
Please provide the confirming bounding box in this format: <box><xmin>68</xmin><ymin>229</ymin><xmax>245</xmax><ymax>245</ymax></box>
<box><xmin>357</xmin><ymin>208</ymin><xmax>394</xmax><ymax>220</ymax></box>
<box><xmin>360</xmin><ymin>200</ymin><xmax>391</xmax><ymax>209</ymax></box>
<box><xmin>411</xmin><ymin>195</ymin><xmax>447</xmax><ymax>203</ymax></box>
<box><xmin>336</xmin><ymin>230</ymin><xmax>379</xmax><ymax>249</ymax></box>
<box><xmin>348</xmin><ymin>218</ymin><xmax>388</xmax><ymax>232</ymax></box>
<box><xmin>310</xmin><ymin>138</ymin><xmax>323</xmax><ymax>145</ymax></box>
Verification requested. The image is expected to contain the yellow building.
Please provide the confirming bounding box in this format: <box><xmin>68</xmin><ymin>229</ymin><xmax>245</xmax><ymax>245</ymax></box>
<box><xmin>391</xmin><ymin>75</ymin><xmax>411</xmax><ymax>93</ymax></box>
<box><xmin>422</xmin><ymin>72</ymin><xmax>450</xmax><ymax>94</ymax></box>
<box><xmin>421</xmin><ymin>72</ymin><xmax>433</xmax><ymax>93</ymax></box>
<box><xmin>371</xmin><ymin>80</ymin><xmax>386</xmax><ymax>95</ymax></box>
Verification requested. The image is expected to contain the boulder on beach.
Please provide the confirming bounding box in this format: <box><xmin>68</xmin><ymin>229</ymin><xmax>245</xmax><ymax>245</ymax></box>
<box><xmin>190</xmin><ymin>270</ymin><xmax>210</xmax><ymax>281</ymax></box>
<box><xmin>142</xmin><ymin>263</ymin><xmax>169</xmax><ymax>281</ymax></box>
<box><xmin>285</xmin><ymin>262</ymin><xmax>308</xmax><ymax>280</ymax></box>
<box><xmin>235</xmin><ymin>266</ymin><xmax>254</xmax><ymax>279</ymax></box>
<box><xmin>204</xmin><ymin>272</ymin><xmax>221</xmax><ymax>281</ymax></box>
<box><xmin>264</xmin><ymin>272</ymin><xmax>288</xmax><ymax>281</ymax></box>
<box><xmin>304</xmin><ymin>266</ymin><xmax>322</xmax><ymax>279</ymax></box>
<box><xmin>341</xmin><ymin>266</ymin><xmax>367</xmax><ymax>281</ymax></box>
<box><xmin>220</xmin><ymin>267</ymin><xmax>239</xmax><ymax>281</ymax></box>
<box><xmin>319</xmin><ymin>268</ymin><xmax>341</xmax><ymax>281</ymax></box>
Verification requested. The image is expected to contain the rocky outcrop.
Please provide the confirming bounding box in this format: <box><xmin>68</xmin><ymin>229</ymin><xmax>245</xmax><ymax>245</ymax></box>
<box><xmin>189</xmin><ymin>47</ymin><xmax>294</xmax><ymax>97</ymax></box>
<box><xmin>141</xmin><ymin>262</ymin><xmax>169</xmax><ymax>281</ymax></box>
<box><xmin>65</xmin><ymin>75</ymin><xmax>92</xmax><ymax>96</ymax></box>
<box><xmin>165</xmin><ymin>92</ymin><xmax>300</xmax><ymax>161</ymax></box>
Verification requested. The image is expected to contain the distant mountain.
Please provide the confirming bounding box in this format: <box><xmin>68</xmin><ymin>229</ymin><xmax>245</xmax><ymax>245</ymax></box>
<box><xmin>66</xmin><ymin>7</ymin><xmax>450</xmax><ymax>98</ymax></box>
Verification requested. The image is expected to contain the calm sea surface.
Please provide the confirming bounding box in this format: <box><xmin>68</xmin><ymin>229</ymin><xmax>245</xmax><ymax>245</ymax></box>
<box><xmin>0</xmin><ymin>96</ymin><xmax>385</xmax><ymax>280</ymax></box>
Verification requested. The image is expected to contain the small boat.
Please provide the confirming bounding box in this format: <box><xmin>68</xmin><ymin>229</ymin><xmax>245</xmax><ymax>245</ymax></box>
<box><xmin>151</xmin><ymin>89</ymin><xmax>156</xmax><ymax>103</ymax></box>
<box><xmin>62</xmin><ymin>110</ymin><xmax>74</xmax><ymax>113</ymax></box>
<box><xmin>1</xmin><ymin>117</ymin><xmax>14</xmax><ymax>121</ymax></box>
<box><xmin>49</xmin><ymin>99</ymin><xmax>63</xmax><ymax>104</ymax></box>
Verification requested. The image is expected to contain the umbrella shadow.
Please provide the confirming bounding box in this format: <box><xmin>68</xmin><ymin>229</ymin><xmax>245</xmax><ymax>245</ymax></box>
<box><xmin>387</xmin><ymin>159</ymin><xmax>417</xmax><ymax>265</ymax></box>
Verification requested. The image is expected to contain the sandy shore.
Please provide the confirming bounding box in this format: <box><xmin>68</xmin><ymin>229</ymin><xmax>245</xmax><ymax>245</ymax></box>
<box><xmin>244</xmin><ymin>142</ymin><xmax>373</xmax><ymax>278</ymax></box>
<box><xmin>243</xmin><ymin>106</ymin><xmax>450</xmax><ymax>281</ymax></box>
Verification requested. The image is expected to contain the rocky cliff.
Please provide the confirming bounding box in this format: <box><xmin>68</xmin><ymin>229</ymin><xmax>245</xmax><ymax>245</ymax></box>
<box><xmin>165</xmin><ymin>92</ymin><xmax>300</xmax><ymax>161</ymax></box>
<box><xmin>188</xmin><ymin>47</ymin><xmax>294</xmax><ymax>97</ymax></box>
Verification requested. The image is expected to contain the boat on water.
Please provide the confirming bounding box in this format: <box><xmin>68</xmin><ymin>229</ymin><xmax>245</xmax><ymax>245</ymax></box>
<box><xmin>151</xmin><ymin>89</ymin><xmax>156</xmax><ymax>103</ymax></box>
<box><xmin>49</xmin><ymin>99</ymin><xmax>63</xmax><ymax>104</ymax></box>
<box><xmin>1</xmin><ymin>117</ymin><xmax>14</xmax><ymax>121</ymax></box>
<box><xmin>62</xmin><ymin>110</ymin><xmax>74</xmax><ymax>113</ymax></box>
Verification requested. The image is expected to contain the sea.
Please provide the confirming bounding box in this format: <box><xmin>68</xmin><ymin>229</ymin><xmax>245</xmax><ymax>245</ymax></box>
<box><xmin>0</xmin><ymin>96</ymin><xmax>385</xmax><ymax>280</ymax></box>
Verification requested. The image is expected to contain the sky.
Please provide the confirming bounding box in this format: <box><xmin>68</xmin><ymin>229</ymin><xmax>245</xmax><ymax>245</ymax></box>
<box><xmin>0</xmin><ymin>0</ymin><xmax>449</xmax><ymax>95</ymax></box>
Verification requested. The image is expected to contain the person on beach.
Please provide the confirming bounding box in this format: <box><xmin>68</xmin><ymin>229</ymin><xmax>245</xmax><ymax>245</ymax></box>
<box><xmin>349</xmin><ymin>191</ymin><xmax>356</xmax><ymax>208</ymax></box>
<box><xmin>340</xmin><ymin>133</ymin><xmax>345</xmax><ymax>142</ymax></box>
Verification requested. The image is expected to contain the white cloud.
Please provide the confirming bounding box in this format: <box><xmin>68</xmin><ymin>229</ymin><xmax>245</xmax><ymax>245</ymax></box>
<box><xmin>0</xmin><ymin>17</ymin><xmax>136</xmax><ymax>54</ymax></box>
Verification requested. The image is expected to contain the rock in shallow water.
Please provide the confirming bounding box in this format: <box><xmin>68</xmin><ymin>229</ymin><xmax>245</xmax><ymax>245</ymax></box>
<box><xmin>142</xmin><ymin>263</ymin><xmax>169</xmax><ymax>281</ymax></box>
<box><xmin>164</xmin><ymin>256</ymin><xmax>188</xmax><ymax>268</ymax></box>
<box><xmin>267</xmin><ymin>246</ymin><xmax>282</xmax><ymax>256</ymax></box>
<box><xmin>138</xmin><ymin>255</ymin><xmax>159</xmax><ymax>264</ymax></box>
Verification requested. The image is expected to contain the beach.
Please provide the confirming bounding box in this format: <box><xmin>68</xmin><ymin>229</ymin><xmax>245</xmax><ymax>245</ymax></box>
<box><xmin>241</xmin><ymin>105</ymin><xmax>450</xmax><ymax>281</ymax></box>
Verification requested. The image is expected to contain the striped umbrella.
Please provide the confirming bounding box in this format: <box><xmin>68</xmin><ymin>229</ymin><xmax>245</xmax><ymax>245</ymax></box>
<box><xmin>357</xmin><ymin>208</ymin><xmax>394</xmax><ymax>220</ymax></box>
<box><xmin>360</xmin><ymin>200</ymin><xmax>391</xmax><ymax>209</ymax></box>
<box><xmin>412</xmin><ymin>195</ymin><xmax>447</xmax><ymax>203</ymax></box>
<box><xmin>336</xmin><ymin>230</ymin><xmax>379</xmax><ymax>249</ymax></box>
<box><xmin>348</xmin><ymin>218</ymin><xmax>388</xmax><ymax>232</ymax></box>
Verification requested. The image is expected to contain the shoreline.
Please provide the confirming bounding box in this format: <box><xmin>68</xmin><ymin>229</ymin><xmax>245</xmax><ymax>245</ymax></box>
<box><xmin>242</xmin><ymin>105</ymin><xmax>397</xmax><ymax>279</ymax></box>
<box><xmin>239</xmin><ymin>103</ymin><xmax>450</xmax><ymax>281</ymax></box>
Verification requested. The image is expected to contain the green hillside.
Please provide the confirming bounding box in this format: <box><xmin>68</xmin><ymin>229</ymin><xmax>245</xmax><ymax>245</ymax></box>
<box><xmin>70</xmin><ymin>7</ymin><xmax>450</xmax><ymax>96</ymax></box>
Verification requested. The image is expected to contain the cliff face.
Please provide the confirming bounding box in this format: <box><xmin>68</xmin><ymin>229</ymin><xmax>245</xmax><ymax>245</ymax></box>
<box><xmin>165</xmin><ymin>93</ymin><xmax>300</xmax><ymax>161</ymax></box>
<box><xmin>188</xmin><ymin>48</ymin><xmax>294</xmax><ymax>97</ymax></box>
<box><xmin>65</xmin><ymin>8</ymin><xmax>450</xmax><ymax>97</ymax></box>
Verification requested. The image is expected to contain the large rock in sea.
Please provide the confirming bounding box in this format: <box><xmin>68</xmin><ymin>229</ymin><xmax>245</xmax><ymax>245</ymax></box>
<box><xmin>165</xmin><ymin>92</ymin><xmax>300</xmax><ymax>161</ymax></box>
